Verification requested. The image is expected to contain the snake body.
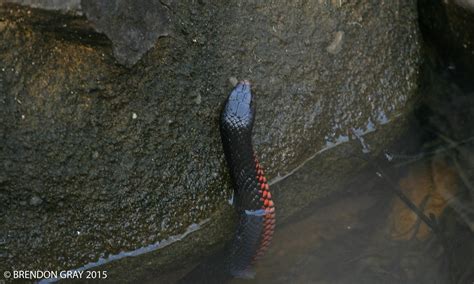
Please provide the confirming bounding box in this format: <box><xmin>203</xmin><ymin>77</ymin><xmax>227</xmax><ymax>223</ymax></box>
<box><xmin>219</xmin><ymin>81</ymin><xmax>276</xmax><ymax>278</ymax></box>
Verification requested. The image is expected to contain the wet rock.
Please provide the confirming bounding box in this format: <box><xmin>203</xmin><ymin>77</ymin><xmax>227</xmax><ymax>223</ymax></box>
<box><xmin>4</xmin><ymin>0</ymin><xmax>81</xmax><ymax>12</ymax></box>
<box><xmin>81</xmin><ymin>0</ymin><xmax>170</xmax><ymax>66</ymax></box>
<box><xmin>0</xmin><ymin>0</ymin><xmax>420</xmax><ymax>281</ymax></box>
<box><xmin>4</xmin><ymin>0</ymin><xmax>171</xmax><ymax>66</ymax></box>
<box><xmin>454</xmin><ymin>0</ymin><xmax>474</xmax><ymax>13</ymax></box>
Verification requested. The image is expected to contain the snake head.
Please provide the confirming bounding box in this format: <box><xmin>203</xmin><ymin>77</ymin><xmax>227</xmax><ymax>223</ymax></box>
<box><xmin>221</xmin><ymin>80</ymin><xmax>255</xmax><ymax>131</ymax></box>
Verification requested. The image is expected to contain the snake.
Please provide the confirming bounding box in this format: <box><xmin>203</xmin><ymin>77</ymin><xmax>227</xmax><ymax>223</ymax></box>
<box><xmin>219</xmin><ymin>80</ymin><xmax>276</xmax><ymax>278</ymax></box>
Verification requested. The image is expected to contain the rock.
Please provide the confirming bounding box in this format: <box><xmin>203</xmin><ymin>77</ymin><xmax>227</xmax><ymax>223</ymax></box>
<box><xmin>4</xmin><ymin>0</ymin><xmax>171</xmax><ymax>66</ymax></box>
<box><xmin>419</xmin><ymin>0</ymin><xmax>474</xmax><ymax>80</ymax></box>
<box><xmin>0</xmin><ymin>0</ymin><xmax>421</xmax><ymax>281</ymax></box>
<box><xmin>4</xmin><ymin>0</ymin><xmax>81</xmax><ymax>12</ymax></box>
<box><xmin>81</xmin><ymin>0</ymin><xmax>170</xmax><ymax>66</ymax></box>
<box><xmin>454</xmin><ymin>0</ymin><xmax>474</xmax><ymax>13</ymax></box>
<box><xmin>386</xmin><ymin>158</ymin><xmax>459</xmax><ymax>241</ymax></box>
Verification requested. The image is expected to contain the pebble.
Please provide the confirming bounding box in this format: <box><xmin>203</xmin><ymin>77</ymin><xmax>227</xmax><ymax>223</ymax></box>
<box><xmin>29</xmin><ymin>196</ymin><xmax>43</xmax><ymax>206</ymax></box>
<box><xmin>194</xmin><ymin>93</ymin><xmax>201</xmax><ymax>105</ymax></box>
<box><xmin>327</xmin><ymin>31</ymin><xmax>345</xmax><ymax>54</ymax></box>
